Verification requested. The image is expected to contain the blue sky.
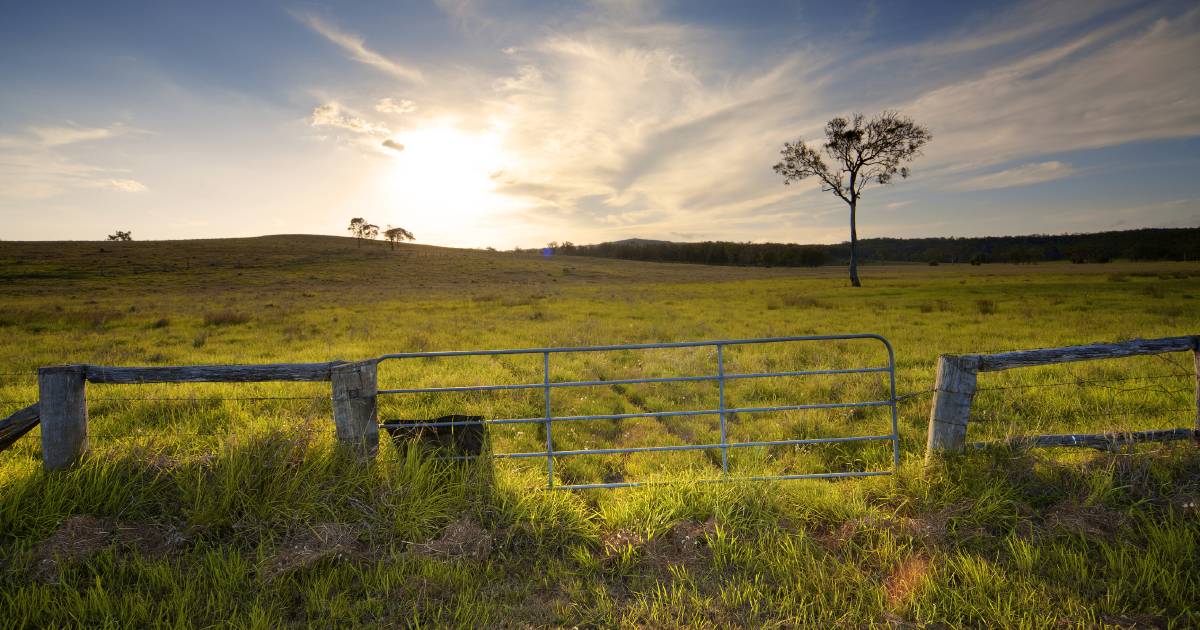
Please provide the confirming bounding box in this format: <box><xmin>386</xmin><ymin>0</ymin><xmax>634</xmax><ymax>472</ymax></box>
<box><xmin>1</xmin><ymin>0</ymin><xmax>1197</xmax><ymax>247</ymax></box>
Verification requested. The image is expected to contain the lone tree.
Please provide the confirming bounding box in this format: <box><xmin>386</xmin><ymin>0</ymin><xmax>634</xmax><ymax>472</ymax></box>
<box><xmin>106</xmin><ymin>230</ymin><xmax>132</xmax><ymax>241</ymax></box>
<box><xmin>347</xmin><ymin>217</ymin><xmax>379</xmax><ymax>246</ymax></box>
<box><xmin>383</xmin><ymin>225</ymin><xmax>415</xmax><ymax>250</ymax></box>
<box><xmin>774</xmin><ymin>111</ymin><xmax>930</xmax><ymax>287</ymax></box>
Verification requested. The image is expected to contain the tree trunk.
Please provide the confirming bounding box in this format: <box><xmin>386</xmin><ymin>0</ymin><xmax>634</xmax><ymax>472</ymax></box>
<box><xmin>848</xmin><ymin>200</ymin><xmax>861</xmax><ymax>287</ymax></box>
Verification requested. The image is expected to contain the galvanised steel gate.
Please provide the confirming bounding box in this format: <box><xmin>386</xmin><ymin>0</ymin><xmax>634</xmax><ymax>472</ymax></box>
<box><xmin>376</xmin><ymin>334</ymin><xmax>899</xmax><ymax>490</ymax></box>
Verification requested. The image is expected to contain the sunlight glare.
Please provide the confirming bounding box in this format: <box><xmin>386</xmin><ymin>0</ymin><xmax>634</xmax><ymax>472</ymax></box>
<box><xmin>382</xmin><ymin>123</ymin><xmax>520</xmax><ymax>244</ymax></box>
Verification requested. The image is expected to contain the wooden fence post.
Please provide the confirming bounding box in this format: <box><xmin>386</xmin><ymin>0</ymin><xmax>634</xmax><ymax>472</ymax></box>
<box><xmin>38</xmin><ymin>365</ymin><xmax>88</xmax><ymax>471</ymax></box>
<box><xmin>1193</xmin><ymin>336</ymin><xmax>1199</xmax><ymax>430</ymax></box>
<box><xmin>925</xmin><ymin>355</ymin><xmax>979</xmax><ymax>461</ymax></box>
<box><xmin>331</xmin><ymin>360</ymin><xmax>379</xmax><ymax>458</ymax></box>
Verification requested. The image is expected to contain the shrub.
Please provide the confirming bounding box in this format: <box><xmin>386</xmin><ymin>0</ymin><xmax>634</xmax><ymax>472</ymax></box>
<box><xmin>781</xmin><ymin>295</ymin><xmax>827</xmax><ymax>308</ymax></box>
<box><xmin>203</xmin><ymin>311</ymin><xmax>250</xmax><ymax>326</ymax></box>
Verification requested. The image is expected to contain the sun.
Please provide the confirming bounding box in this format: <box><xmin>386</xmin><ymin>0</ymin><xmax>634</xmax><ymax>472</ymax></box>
<box><xmin>381</xmin><ymin>123</ymin><xmax>520</xmax><ymax>243</ymax></box>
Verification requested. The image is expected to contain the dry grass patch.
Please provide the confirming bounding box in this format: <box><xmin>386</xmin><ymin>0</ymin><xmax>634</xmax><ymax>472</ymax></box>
<box><xmin>33</xmin><ymin>515</ymin><xmax>184</xmax><ymax>583</ymax></box>
<box><xmin>411</xmin><ymin>515</ymin><xmax>493</xmax><ymax>561</ymax></box>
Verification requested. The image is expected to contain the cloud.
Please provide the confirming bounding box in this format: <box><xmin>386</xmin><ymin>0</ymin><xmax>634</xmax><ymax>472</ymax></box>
<box><xmin>907</xmin><ymin>8</ymin><xmax>1200</xmax><ymax>173</ymax></box>
<box><xmin>478</xmin><ymin>20</ymin><xmax>828</xmax><ymax>242</ymax></box>
<box><xmin>97</xmin><ymin>178</ymin><xmax>148</xmax><ymax>192</ymax></box>
<box><xmin>0</xmin><ymin>123</ymin><xmax>146</xmax><ymax>200</ymax></box>
<box><xmin>293</xmin><ymin>12</ymin><xmax>424</xmax><ymax>83</ymax></box>
<box><xmin>951</xmin><ymin>161</ymin><xmax>1078</xmax><ymax>191</ymax></box>
<box><xmin>376</xmin><ymin>98</ymin><xmax>417</xmax><ymax>114</ymax></box>
<box><xmin>381</xmin><ymin>139</ymin><xmax>405</xmax><ymax>152</ymax></box>
<box><xmin>29</xmin><ymin>125</ymin><xmax>117</xmax><ymax>147</ymax></box>
<box><xmin>863</xmin><ymin>0</ymin><xmax>1137</xmax><ymax>63</ymax></box>
<box><xmin>310</xmin><ymin>103</ymin><xmax>390</xmax><ymax>135</ymax></box>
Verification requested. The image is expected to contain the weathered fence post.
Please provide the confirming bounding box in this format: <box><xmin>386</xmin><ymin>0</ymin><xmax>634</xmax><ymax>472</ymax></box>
<box><xmin>331</xmin><ymin>360</ymin><xmax>379</xmax><ymax>458</ymax></box>
<box><xmin>38</xmin><ymin>365</ymin><xmax>88</xmax><ymax>471</ymax></box>
<box><xmin>925</xmin><ymin>355</ymin><xmax>979</xmax><ymax>461</ymax></box>
<box><xmin>1193</xmin><ymin>336</ymin><xmax>1199</xmax><ymax>430</ymax></box>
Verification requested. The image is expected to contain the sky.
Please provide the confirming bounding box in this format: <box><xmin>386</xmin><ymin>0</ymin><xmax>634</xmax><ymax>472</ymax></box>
<box><xmin>1</xmin><ymin>0</ymin><xmax>1198</xmax><ymax>248</ymax></box>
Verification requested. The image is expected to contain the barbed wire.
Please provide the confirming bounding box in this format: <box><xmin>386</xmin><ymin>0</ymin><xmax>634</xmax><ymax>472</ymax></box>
<box><xmin>975</xmin><ymin>373</ymin><xmax>1187</xmax><ymax>392</ymax></box>
<box><xmin>2</xmin><ymin>395</ymin><xmax>328</xmax><ymax>406</ymax></box>
<box><xmin>975</xmin><ymin>407</ymin><xmax>1194</xmax><ymax>424</ymax></box>
<box><xmin>894</xmin><ymin>390</ymin><xmax>933</xmax><ymax>403</ymax></box>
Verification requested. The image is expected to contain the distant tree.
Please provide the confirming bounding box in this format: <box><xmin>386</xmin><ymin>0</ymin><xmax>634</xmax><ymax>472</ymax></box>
<box><xmin>106</xmin><ymin>230</ymin><xmax>132</xmax><ymax>241</ymax></box>
<box><xmin>347</xmin><ymin>217</ymin><xmax>379</xmax><ymax>246</ymax></box>
<box><xmin>774</xmin><ymin>111</ymin><xmax>930</xmax><ymax>287</ymax></box>
<box><xmin>383</xmin><ymin>225</ymin><xmax>415</xmax><ymax>250</ymax></box>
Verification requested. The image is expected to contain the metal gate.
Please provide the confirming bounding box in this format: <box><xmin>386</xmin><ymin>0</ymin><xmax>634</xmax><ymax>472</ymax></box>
<box><xmin>376</xmin><ymin>334</ymin><xmax>899</xmax><ymax>490</ymax></box>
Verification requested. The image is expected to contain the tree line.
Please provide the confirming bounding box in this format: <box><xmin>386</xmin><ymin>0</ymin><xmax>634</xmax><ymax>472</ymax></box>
<box><xmin>540</xmin><ymin>227</ymin><xmax>1199</xmax><ymax>267</ymax></box>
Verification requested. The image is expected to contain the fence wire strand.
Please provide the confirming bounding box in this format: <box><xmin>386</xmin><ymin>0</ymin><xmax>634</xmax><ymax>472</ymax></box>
<box><xmin>975</xmin><ymin>372</ymin><xmax>1188</xmax><ymax>392</ymax></box>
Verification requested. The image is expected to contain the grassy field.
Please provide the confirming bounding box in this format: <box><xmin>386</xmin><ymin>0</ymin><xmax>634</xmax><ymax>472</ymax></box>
<box><xmin>1</xmin><ymin>235</ymin><xmax>1198</xmax><ymax>628</ymax></box>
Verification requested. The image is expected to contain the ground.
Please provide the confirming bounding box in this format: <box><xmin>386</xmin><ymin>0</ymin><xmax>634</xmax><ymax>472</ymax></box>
<box><xmin>0</xmin><ymin>235</ymin><xmax>1198</xmax><ymax>628</ymax></box>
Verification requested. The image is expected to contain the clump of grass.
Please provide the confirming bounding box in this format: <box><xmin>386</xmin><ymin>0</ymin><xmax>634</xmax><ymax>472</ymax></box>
<box><xmin>976</xmin><ymin>299</ymin><xmax>997</xmax><ymax>315</ymax></box>
<box><xmin>192</xmin><ymin>331</ymin><xmax>209</xmax><ymax>348</ymax></box>
<box><xmin>1141</xmin><ymin>285</ymin><xmax>1166</xmax><ymax>299</ymax></box>
<box><xmin>203</xmin><ymin>310</ymin><xmax>250</xmax><ymax>326</ymax></box>
<box><xmin>781</xmin><ymin>295</ymin><xmax>827</xmax><ymax>308</ymax></box>
<box><xmin>151</xmin><ymin>318</ymin><xmax>170</xmax><ymax>329</ymax></box>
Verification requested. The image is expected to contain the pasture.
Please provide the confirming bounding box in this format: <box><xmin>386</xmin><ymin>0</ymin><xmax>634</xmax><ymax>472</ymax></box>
<box><xmin>1</xmin><ymin>235</ymin><xmax>1198</xmax><ymax>628</ymax></box>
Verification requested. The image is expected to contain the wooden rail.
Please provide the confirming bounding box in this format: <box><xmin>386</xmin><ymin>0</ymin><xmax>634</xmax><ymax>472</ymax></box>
<box><xmin>83</xmin><ymin>362</ymin><xmax>344</xmax><ymax>384</ymax></box>
<box><xmin>0</xmin><ymin>403</ymin><xmax>40</xmax><ymax>452</ymax></box>
<box><xmin>926</xmin><ymin>335</ymin><xmax>1200</xmax><ymax>460</ymax></box>
<box><xmin>26</xmin><ymin>360</ymin><xmax>378</xmax><ymax>470</ymax></box>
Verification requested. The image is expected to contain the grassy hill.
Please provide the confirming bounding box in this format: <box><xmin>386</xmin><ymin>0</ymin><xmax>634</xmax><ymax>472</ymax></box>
<box><xmin>1</xmin><ymin>235</ymin><xmax>1198</xmax><ymax>627</ymax></box>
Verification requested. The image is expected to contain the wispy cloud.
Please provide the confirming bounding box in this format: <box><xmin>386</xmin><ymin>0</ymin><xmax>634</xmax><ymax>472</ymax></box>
<box><xmin>29</xmin><ymin>125</ymin><xmax>119</xmax><ymax>147</ymax></box>
<box><xmin>0</xmin><ymin>124</ymin><xmax>146</xmax><ymax>200</ymax></box>
<box><xmin>908</xmin><ymin>7</ymin><xmax>1200</xmax><ymax>173</ymax></box>
<box><xmin>292</xmin><ymin>12</ymin><xmax>425</xmax><ymax>83</ymax></box>
<box><xmin>97</xmin><ymin>178</ymin><xmax>148</xmax><ymax>192</ymax></box>
<box><xmin>376</xmin><ymin>98</ymin><xmax>417</xmax><ymax>114</ymax></box>
<box><xmin>951</xmin><ymin>161</ymin><xmax>1077</xmax><ymax>191</ymax></box>
<box><xmin>310</xmin><ymin>103</ymin><xmax>390</xmax><ymax>135</ymax></box>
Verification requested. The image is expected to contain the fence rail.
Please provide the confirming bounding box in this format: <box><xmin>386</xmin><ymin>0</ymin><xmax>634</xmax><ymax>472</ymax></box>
<box><xmin>83</xmin><ymin>362</ymin><xmax>344</xmax><ymax>384</ymax></box>
<box><xmin>926</xmin><ymin>335</ymin><xmax>1200</xmax><ymax>459</ymax></box>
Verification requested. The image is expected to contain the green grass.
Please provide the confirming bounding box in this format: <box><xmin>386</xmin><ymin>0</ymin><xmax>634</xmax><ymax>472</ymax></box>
<box><xmin>1</xmin><ymin>235</ymin><xmax>1198</xmax><ymax>628</ymax></box>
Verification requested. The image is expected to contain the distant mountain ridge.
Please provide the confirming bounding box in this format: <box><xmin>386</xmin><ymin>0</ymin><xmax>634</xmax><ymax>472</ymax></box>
<box><xmin>544</xmin><ymin>227</ymin><xmax>1199</xmax><ymax>267</ymax></box>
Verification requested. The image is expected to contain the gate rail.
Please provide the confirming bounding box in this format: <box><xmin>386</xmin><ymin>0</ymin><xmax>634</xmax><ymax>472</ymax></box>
<box><xmin>378</xmin><ymin>334</ymin><xmax>899</xmax><ymax>490</ymax></box>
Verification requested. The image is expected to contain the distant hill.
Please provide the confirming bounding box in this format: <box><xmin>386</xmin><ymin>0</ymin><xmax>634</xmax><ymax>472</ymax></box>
<box><xmin>544</xmin><ymin>227</ymin><xmax>1200</xmax><ymax>267</ymax></box>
